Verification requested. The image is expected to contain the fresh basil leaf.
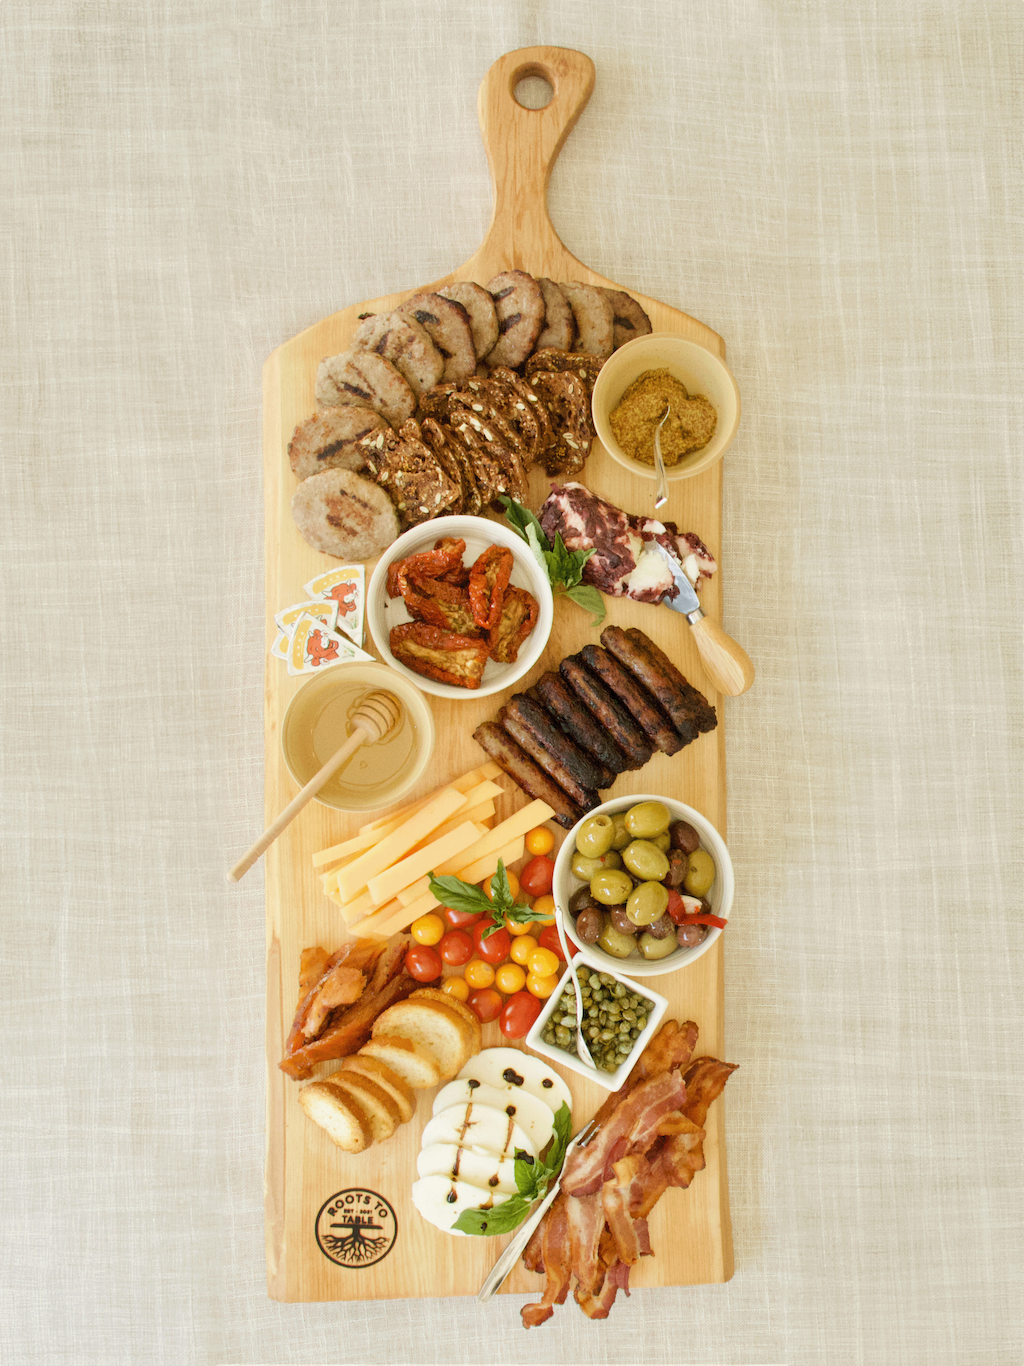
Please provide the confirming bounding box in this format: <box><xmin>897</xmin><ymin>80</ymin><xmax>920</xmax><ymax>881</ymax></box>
<box><xmin>559</xmin><ymin>582</ymin><xmax>606</xmax><ymax>626</ymax></box>
<box><xmin>514</xmin><ymin>1154</ymin><xmax>540</xmax><ymax>1198</ymax></box>
<box><xmin>491</xmin><ymin>858</ymin><xmax>514</xmax><ymax>911</ymax></box>
<box><xmin>499</xmin><ymin>496</ymin><xmax>551</xmax><ymax>551</ymax></box>
<box><xmin>452</xmin><ymin>1196</ymin><xmax>532</xmax><ymax>1237</ymax></box>
<box><xmin>427</xmin><ymin>872</ymin><xmax>493</xmax><ymax>918</ymax></box>
<box><xmin>546</xmin><ymin>1103</ymin><xmax>573</xmax><ymax>1171</ymax></box>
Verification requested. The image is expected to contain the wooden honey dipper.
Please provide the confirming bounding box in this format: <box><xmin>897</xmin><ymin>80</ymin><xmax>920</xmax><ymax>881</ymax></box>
<box><xmin>227</xmin><ymin>689</ymin><xmax>402</xmax><ymax>883</ymax></box>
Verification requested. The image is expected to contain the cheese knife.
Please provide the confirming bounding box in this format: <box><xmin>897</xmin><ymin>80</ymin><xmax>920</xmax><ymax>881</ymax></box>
<box><xmin>647</xmin><ymin>540</ymin><xmax>755</xmax><ymax>697</ymax></box>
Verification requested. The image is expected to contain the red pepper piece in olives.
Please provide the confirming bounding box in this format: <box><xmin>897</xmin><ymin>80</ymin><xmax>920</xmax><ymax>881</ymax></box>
<box><xmin>669</xmin><ymin>820</ymin><xmax>701</xmax><ymax>855</ymax></box>
<box><xmin>574</xmin><ymin>905</ymin><xmax>604</xmax><ymax>943</ymax></box>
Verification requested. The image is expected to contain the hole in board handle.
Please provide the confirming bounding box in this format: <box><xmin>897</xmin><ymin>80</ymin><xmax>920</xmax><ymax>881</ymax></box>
<box><xmin>513</xmin><ymin>73</ymin><xmax>554</xmax><ymax>110</ymax></box>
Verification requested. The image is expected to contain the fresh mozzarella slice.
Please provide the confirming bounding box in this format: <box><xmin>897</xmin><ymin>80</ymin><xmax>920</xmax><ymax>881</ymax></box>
<box><xmin>410</xmin><ymin>1174</ymin><xmax>512</xmax><ymax>1237</ymax></box>
<box><xmin>420</xmin><ymin>1103</ymin><xmax>536</xmax><ymax>1162</ymax></box>
<box><xmin>416</xmin><ymin>1142</ymin><xmax>519</xmax><ymax>1195</ymax></box>
<box><xmin>455</xmin><ymin>1047</ymin><xmax>573</xmax><ymax>1117</ymax></box>
<box><xmin>431</xmin><ymin>1081</ymin><xmax>554</xmax><ymax>1156</ymax></box>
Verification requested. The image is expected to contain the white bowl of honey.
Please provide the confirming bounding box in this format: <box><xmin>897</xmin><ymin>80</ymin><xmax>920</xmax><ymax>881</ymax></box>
<box><xmin>280</xmin><ymin>662</ymin><xmax>435</xmax><ymax>812</ymax></box>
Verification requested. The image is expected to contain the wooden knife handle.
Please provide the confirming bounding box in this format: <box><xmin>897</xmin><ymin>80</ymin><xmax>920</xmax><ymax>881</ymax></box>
<box><xmin>476</xmin><ymin>47</ymin><xmax>595</xmax><ymax>262</ymax></box>
<box><xmin>689</xmin><ymin>614</ymin><xmax>756</xmax><ymax>697</ymax></box>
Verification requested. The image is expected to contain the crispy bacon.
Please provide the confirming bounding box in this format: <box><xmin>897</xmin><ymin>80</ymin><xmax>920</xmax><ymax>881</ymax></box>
<box><xmin>517</xmin><ymin>1020</ymin><xmax>736</xmax><ymax>1328</ymax></box>
<box><xmin>283</xmin><ymin>939</ymin><xmax>384</xmax><ymax>1062</ymax></box>
<box><xmin>561</xmin><ymin>1070</ymin><xmax>688</xmax><ymax>1197</ymax></box>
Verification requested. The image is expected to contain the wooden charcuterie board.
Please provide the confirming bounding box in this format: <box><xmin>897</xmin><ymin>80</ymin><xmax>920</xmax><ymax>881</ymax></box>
<box><xmin>263</xmin><ymin>46</ymin><xmax>734</xmax><ymax>1305</ymax></box>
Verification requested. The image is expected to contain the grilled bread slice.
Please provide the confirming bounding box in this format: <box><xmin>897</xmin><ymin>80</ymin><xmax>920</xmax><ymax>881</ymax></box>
<box><xmin>298</xmin><ymin>1080</ymin><xmax>373</xmax><ymax>1153</ymax></box>
<box><xmin>339</xmin><ymin>1055</ymin><xmax>416</xmax><ymax>1123</ymax></box>
<box><xmin>315</xmin><ymin>349</ymin><xmax>416</xmax><ymax>427</ymax></box>
<box><xmin>287</xmin><ymin>405</ymin><xmax>388</xmax><ymax>480</ymax></box>
<box><xmin>371</xmin><ymin>999</ymin><xmax>475</xmax><ymax>1081</ymax></box>
<box><xmin>351</xmin><ymin>312</ymin><xmax>444</xmax><ymax>397</ymax></box>
<box><xmin>358</xmin><ymin>1035</ymin><xmax>443</xmax><ymax>1089</ymax></box>
<box><xmin>291</xmin><ymin>468</ymin><xmax>399</xmax><ymax>560</ymax></box>
<box><xmin>322</xmin><ymin>1071</ymin><xmax>403</xmax><ymax>1142</ymax></box>
<box><xmin>409</xmin><ymin>988</ymin><xmax>483</xmax><ymax>1055</ymax></box>
<box><xmin>438</xmin><ymin>282</ymin><xmax>499</xmax><ymax>360</ymax></box>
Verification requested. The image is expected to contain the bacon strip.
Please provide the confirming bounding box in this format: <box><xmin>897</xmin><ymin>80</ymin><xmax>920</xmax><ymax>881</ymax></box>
<box><xmin>520</xmin><ymin>1194</ymin><xmax>571</xmax><ymax>1328</ymax></box>
<box><xmin>565</xmin><ymin>1192</ymin><xmax>606</xmax><ymax>1294</ymax></box>
<box><xmin>601</xmin><ymin>1153</ymin><xmax>653</xmax><ymax>1265</ymax></box>
<box><xmin>561</xmin><ymin>1070</ymin><xmax>688</xmax><ymax>1197</ymax></box>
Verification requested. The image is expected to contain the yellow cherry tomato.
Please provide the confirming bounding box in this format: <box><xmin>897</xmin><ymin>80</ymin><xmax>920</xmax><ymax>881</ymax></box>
<box><xmin>441</xmin><ymin>976</ymin><xmax>470</xmax><ymax>1002</ymax></box>
<box><xmin>527</xmin><ymin>946</ymin><xmax>560</xmax><ymax>979</ymax></box>
<box><xmin>483</xmin><ymin>869</ymin><xmax>519</xmax><ymax>902</ymax></box>
<box><xmin>410</xmin><ymin>912</ymin><xmax>445</xmax><ymax>946</ymax></box>
<box><xmin>526</xmin><ymin>971</ymin><xmax>559</xmax><ymax>999</ymax></box>
<box><xmin>464</xmin><ymin>959</ymin><xmax>496</xmax><ymax>990</ymax></box>
<box><xmin>494</xmin><ymin>962</ymin><xmax>527</xmax><ymax>995</ymax></box>
<box><xmin>531</xmin><ymin>894</ymin><xmax>556</xmax><ymax>925</ymax></box>
<box><xmin>525</xmin><ymin>825</ymin><xmax>555</xmax><ymax>857</ymax></box>
<box><xmin>505</xmin><ymin>915</ymin><xmax>536</xmax><ymax>937</ymax></box>
<box><xmin>509</xmin><ymin>935</ymin><xmax>538</xmax><ymax>966</ymax></box>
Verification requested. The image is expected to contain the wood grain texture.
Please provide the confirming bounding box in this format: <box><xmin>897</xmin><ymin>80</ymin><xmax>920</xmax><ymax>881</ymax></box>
<box><xmin>263</xmin><ymin>46</ymin><xmax>734</xmax><ymax>1305</ymax></box>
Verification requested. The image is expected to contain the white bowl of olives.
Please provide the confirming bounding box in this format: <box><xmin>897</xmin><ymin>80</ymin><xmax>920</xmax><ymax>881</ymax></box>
<box><xmin>553</xmin><ymin>794</ymin><xmax>734</xmax><ymax>977</ymax></box>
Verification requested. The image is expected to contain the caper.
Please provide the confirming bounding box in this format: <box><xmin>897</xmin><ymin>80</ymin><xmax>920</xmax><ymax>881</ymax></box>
<box><xmin>669</xmin><ymin>820</ymin><xmax>700</xmax><ymax>855</ymax></box>
<box><xmin>597</xmin><ymin>919</ymin><xmax>638</xmax><ymax>959</ymax></box>
<box><xmin>626</xmin><ymin>879</ymin><xmax>670</xmax><ymax>926</ymax></box>
<box><xmin>683</xmin><ymin>847</ymin><xmax>716</xmax><ymax>897</ymax></box>
<box><xmin>609</xmin><ymin>814</ymin><xmax>632</xmax><ymax>850</ymax></box>
<box><xmin>574</xmin><ymin>813</ymin><xmax>616</xmax><ymax>859</ymax></box>
<box><xmin>638</xmin><ymin>929</ymin><xmax>678</xmax><ymax>960</ymax></box>
<box><xmin>621</xmin><ymin>839</ymin><xmax>670</xmax><ymax>882</ymax></box>
<box><xmin>624</xmin><ymin>800</ymin><xmax>671</xmax><ymax>839</ymax></box>
<box><xmin>570</xmin><ymin>849</ymin><xmax>622</xmax><ymax>882</ymax></box>
<box><xmin>590</xmin><ymin>869</ymin><xmax>635</xmax><ymax>906</ymax></box>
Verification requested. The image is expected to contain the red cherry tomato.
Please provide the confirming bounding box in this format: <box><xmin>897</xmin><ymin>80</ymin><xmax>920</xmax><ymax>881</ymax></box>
<box><xmin>499</xmin><ymin>991</ymin><xmax>543</xmax><ymax>1039</ymax></box>
<box><xmin>519</xmin><ymin>855</ymin><xmax>554</xmax><ymax>898</ymax></box>
<box><xmin>440</xmin><ymin>904</ymin><xmax>483</xmax><ymax>931</ymax></box>
<box><xmin>537</xmin><ymin>924</ymin><xmax>566</xmax><ymax>961</ymax></box>
<box><xmin>439</xmin><ymin>929</ymin><xmax>474</xmax><ymax>966</ymax></box>
<box><xmin>404</xmin><ymin>944</ymin><xmax>443</xmax><ymax>982</ymax></box>
<box><xmin>467</xmin><ymin>988</ymin><xmax>503</xmax><ymax>1024</ymax></box>
<box><xmin>472</xmin><ymin>921</ymin><xmax>511</xmax><ymax>965</ymax></box>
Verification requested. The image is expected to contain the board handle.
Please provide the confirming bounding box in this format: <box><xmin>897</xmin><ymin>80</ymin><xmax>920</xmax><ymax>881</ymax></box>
<box><xmin>476</xmin><ymin>47</ymin><xmax>596</xmax><ymax>263</ymax></box>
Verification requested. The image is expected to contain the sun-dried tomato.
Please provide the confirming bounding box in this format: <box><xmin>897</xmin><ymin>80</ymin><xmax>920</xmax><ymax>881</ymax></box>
<box><xmin>403</xmin><ymin>577</ymin><xmax>482</xmax><ymax>637</ymax></box>
<box><xmin>390</xmin><ymin>621</ymin><xmax>491</xmax><ymax>690</ymax></box>
<box><xmin>386</xmin><ymin>539</ymin><xmax>466</xmax><ymax>598</ymax></box>
<box><xmin>468</xmin><ymin>545</ymin><xmax>514</xmax><ymax>630</ymax></box>
<box><xmin>488</xmin><ymin>585</ymin><xmax>539</xmax><ymax>664</ymax></box>
<box><xmin>432</xmin><ymin>538</ymin><xmax>471</xmax><ymax>586</ymax></box>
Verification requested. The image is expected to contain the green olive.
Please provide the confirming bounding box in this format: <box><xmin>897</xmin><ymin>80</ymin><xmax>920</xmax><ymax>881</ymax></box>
<box><xmin>590</xmin><ymin>869</ymin><xmax>636</xmax><ymax>906</ymax></box>
<box><xmin>574</xmin><ymin>813</ymin><xmax>616</xmax><ymax>859</ymax></box>
<box><xmin>683</xmin><ymin>848</ymin><xmax>716</xmax><ymax>897</ymax></box>
<box><xmin>597</xmin><ymin>917</ymin><xmax>639</xmax><ymax>959</ymax></box>
<box><xmin>624</xmin><ymin>801</ymin><xmax>671</xmax><ymax>840</ymax></box>
<box><xmin>638</xmin><ymin>929</ymin><xmax>678</xmax><ymax>960</ymax></box>
<box><xmin>651</xmin><ymin>831</ymin><xmax>672</xmax><ymax>853</ymax></box>
<box><xmin>609</xmin><ymin>815</ymin><xmax>632</xmax><ymax>851</ymax></box>
<box><xmin>570</xmin><ymin>849</ymin><xmax>622</xmax><ymax>882</ymax></box>
<box><xmin>621</xmin><ymin>839</ymin><xmax>670</xmax><ymax>882</ymax></box>
<box><xmin>626</xmin><ymin>880</ymin><xmax>670</xmax><ymax>926</ymax></box>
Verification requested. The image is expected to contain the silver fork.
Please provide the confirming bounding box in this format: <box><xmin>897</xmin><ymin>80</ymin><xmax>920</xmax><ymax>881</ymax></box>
<box><xmin>553</xmin><ymin>914</ymin><xmax>595</xmax><ymax>1068</ymax></box>
<box><xmin>476</xmin><ymin>1117</ymin><xmax>599</xmax><ymax>1302</ymax></box>
<box><xmin>653</xmin><ymin>405</ymin><xmax>670</xmax><ymax>508</ymax></box>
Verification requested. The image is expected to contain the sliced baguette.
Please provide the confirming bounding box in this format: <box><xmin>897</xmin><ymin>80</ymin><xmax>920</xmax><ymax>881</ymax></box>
<box><xmin>322</xmin><ymin>1073</ymin><xmax>402</xmax><ymax>1143</ymax></box>
<box><xmin>339</xmin><ymin>1055</ymin><xmax>416</xmax><ymax>1123</ymax></box>
<box><xmin>298</xmin><ymin>1081</ymin><xmax>373</xmax><ymax>1153</ymax></box>
<box><xmin>409</xmin><ymin>988</ymin><xmax>483</xmax><ymax>1055</ymax></box>
<box><xmin>371</xmin><ymin>999</ymin><xmax>474</xmax><ymax>1081</ymax></box>
<box><xmin>359</xmin><ymin>1035</ymin><xmax>443</xmax><ymax>1089</ymax></box>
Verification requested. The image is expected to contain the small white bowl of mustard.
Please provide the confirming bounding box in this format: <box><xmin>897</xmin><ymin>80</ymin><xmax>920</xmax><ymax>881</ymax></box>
<box><xmin>591</xmin><ymin>333</ymin><xmax>741</xmax><ymax>483</ymax></box>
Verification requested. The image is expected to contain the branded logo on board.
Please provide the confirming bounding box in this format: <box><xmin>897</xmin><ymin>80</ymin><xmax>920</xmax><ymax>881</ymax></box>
<box><xmin>315</xmin><ymin>1189</ymin><xmax>397</xmax><ymax>1268</ymax></box>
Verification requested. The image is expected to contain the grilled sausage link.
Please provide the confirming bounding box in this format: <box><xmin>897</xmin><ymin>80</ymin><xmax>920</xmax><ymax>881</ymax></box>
<box><xmin>558</xmin><ymin>657</ymin><xmax>655</xmax><ymax>769</ymax></box>
<box><xmin>580</xmin><ymin>644</ymin><xmax>691</xmax><ymax>752</ymax></box>
<box><xmin>504</xmin><ymin>694</ymin><xmax>614</xmax><ymax>791</ymax></box>
<box><xmin>498</xmin><ymin>709</ymin><xmax>601</xmax><ymax>813</ymax></box>
<box><xmin>533</xmin><ymin>671</ymin><xmax>630</xmax><ymax>776</ymax></box>
<box><xmin>472</xmin><ymin>723</ymin><xmax>584</xmax><ymax>829</ymax></box>
<box><xmin>602</xmin><ymin>626</ymin><xmax>717</xmax><ymax>737</ymax></box>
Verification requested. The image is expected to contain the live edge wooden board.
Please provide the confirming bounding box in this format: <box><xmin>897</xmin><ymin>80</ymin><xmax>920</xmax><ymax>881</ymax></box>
<box><xmin>263</xmin><ymin>47</ymin><xmax>734</xmax><ymax>1304</ymax></box>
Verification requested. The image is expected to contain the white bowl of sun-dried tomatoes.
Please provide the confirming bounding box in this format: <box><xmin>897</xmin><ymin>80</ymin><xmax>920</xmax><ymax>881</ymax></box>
<box><xmin>367</xmin><ymin>515</ymin><xmax>553</xmax><ymax>700</ymax></box>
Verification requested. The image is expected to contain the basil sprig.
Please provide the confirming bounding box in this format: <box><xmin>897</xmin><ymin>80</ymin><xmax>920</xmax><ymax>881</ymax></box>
<box><xmin>451</xmin><ymin>1102</ymin><xmax>573</xmax><ymax>1236</ymax></box>
<box><xmin>499</xmin><ymin>496</ymin><xmax>605</xmax><ymax>626</ymax></box>
<box><xmin>428</xmin><ymin>859</ymin><xmax>551</xmax><ymax>939</ymax></box>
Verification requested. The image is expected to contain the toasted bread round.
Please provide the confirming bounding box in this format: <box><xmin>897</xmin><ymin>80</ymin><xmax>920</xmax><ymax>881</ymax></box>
<box><xmin>409</xmin><ymin>988</ymin><xmax>483</xmax><ymax>1055</ymax></box>
<box><xmin>298</xmin><ymin>1081</ymin><xmax>373</xmax><ymax>1153</ymax></box>
<box><xmin>359</xmin><ymin>1035</ymin><xmax>443</xmax><ymax>1089</ymax></box>
<box><xmin>323</xmin><ymin>1073</ymin><xmax>402</xmax><ymax>1143</ymax></box>
<box><xmin>291</xmin><ymin>468</ymin><xmax>399</xmax><ymax>560</ymax></box>
<box><xmin>339</xmin><ymin>1054</ymin><xmax>416</xmax><ymax>1123</ymax></box>
<box><xmin>371</xmin><ymin>999</ymin><xmax>474</xmax><ymax>1081</ymax></box>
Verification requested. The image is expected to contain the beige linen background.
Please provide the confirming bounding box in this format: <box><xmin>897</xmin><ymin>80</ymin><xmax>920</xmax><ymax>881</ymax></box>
<box><xmin>2</xmin><ymin>2</ymin><xmax>1021</xmax><ymax>1364</ymax></box>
